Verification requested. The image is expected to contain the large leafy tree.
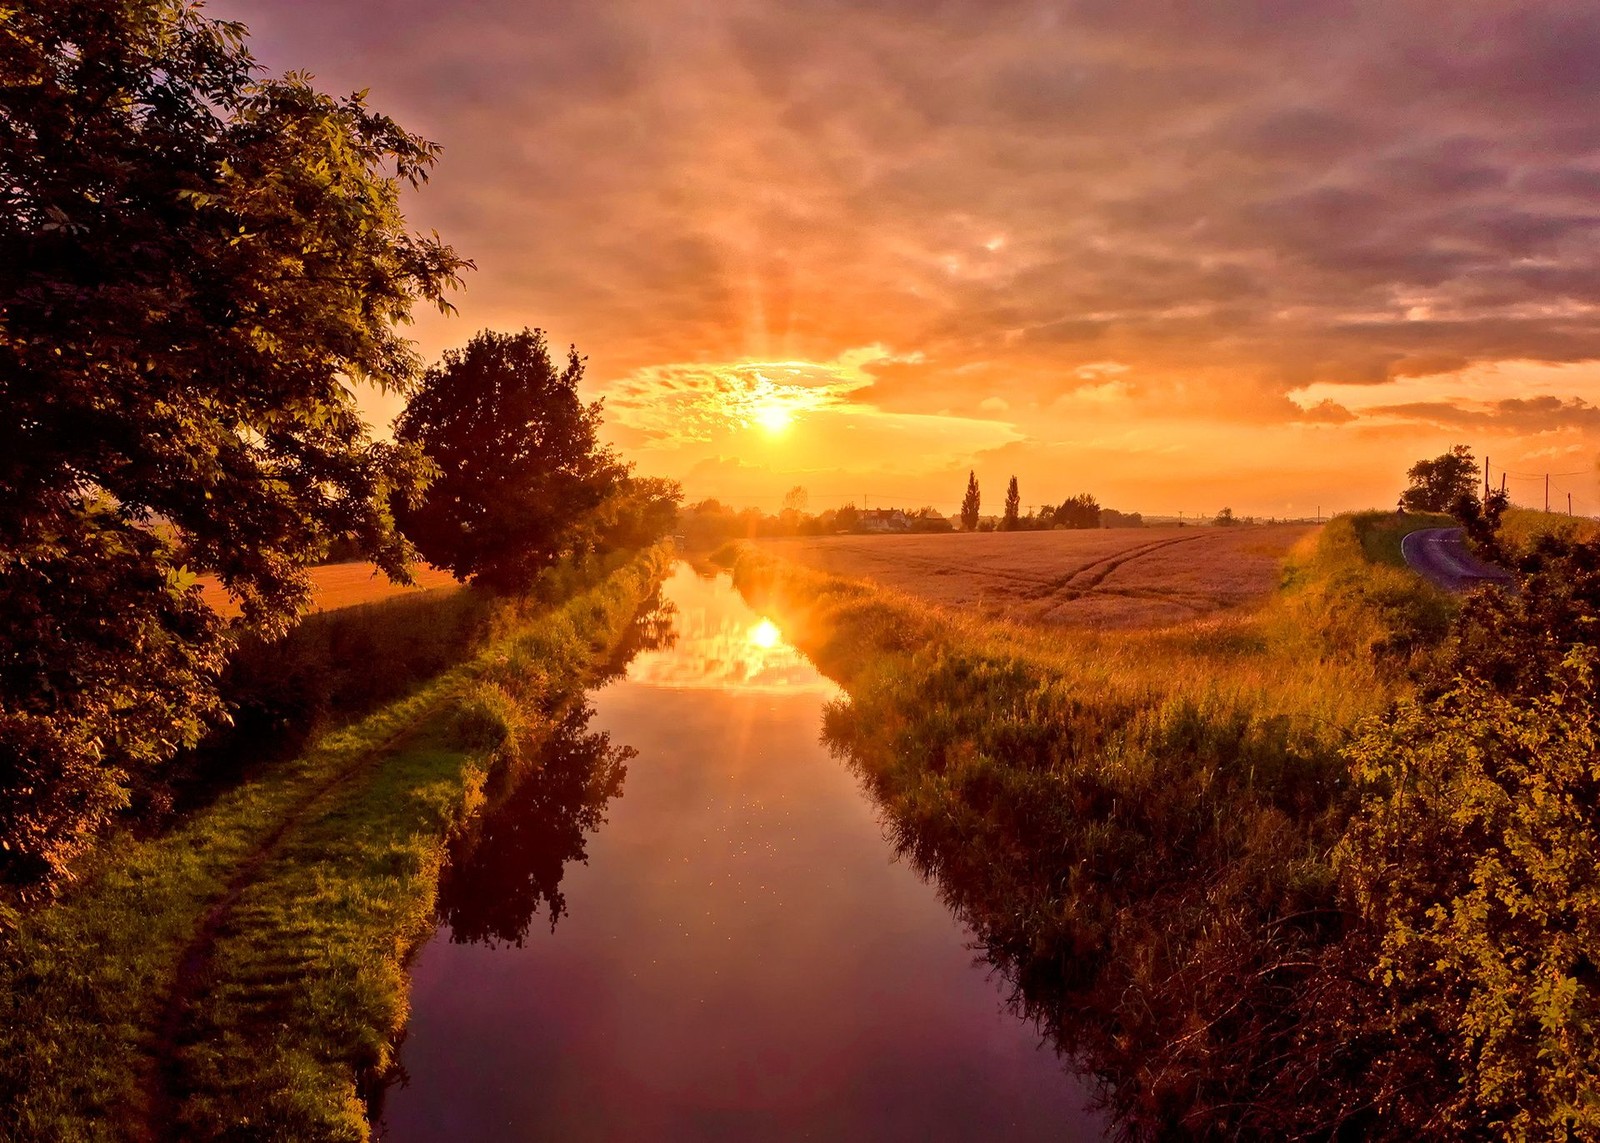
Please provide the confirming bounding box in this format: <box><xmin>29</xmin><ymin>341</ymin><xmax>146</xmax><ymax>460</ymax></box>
<box><xmin>0</xmin><ymin>1</ymin><xmax>467</xmax><ymax>885</ymax></box>
<box><xmin>394</xmin><ymin>329</ymin><xmax>632</xmax><ymax>591</ymax></box>
<box><xmin>1400</xmin><ymin>445</ymin><xmax>1479</xmax><ymax>512</ymax></box>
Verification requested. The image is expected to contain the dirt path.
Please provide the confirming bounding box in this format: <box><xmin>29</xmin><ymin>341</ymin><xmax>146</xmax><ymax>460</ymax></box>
<box><xmin>136</xmin><ymin>696</ymin><xmax>453</xmax><ymax>1141</ymax></box>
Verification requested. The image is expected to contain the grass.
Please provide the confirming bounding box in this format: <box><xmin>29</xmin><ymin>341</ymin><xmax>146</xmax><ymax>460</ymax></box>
<box><xmin>0</xmin><ymin>543</ymin><xmax>674</xmax><ymax>1141</ymax></box>
<box><xmin>717</xmin><ymin>517</ymin><xmax>1451</xmax><ymax>1136</ymax></box>
<box><xmin>1345</xmin><ymin>509</ymin><xmax>1456</xmax><ymax>567</ymax></box>
<box><xmin>1498</xmin><ymin>506</ymin><xmax>1600</xmax><ymax>557</ymax></box>
<box><xmin>756</xmin><ymin>524</ymin><xmax>1316</xmax><ymax>629</ymax></box>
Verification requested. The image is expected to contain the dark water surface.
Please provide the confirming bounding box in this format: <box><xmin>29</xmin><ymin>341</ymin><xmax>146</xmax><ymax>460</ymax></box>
<box><xmin>377</xmin><ymin>564</ymin><xmax>1107</xmax><ymax>1141</ymax></box>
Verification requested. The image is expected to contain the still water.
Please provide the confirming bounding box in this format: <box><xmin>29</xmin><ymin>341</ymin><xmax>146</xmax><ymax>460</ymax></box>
<box><xmin>378</xmin><ymin>564</ymin><xmax>1108</xmax><ymax>1141</ymax></box>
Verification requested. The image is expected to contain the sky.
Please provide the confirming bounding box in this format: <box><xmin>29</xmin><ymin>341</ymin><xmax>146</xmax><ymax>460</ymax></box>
<box><xmin>222</xmin><ymin>0</ymin><xmax>1600</xmax><ymax>518</ymax></box>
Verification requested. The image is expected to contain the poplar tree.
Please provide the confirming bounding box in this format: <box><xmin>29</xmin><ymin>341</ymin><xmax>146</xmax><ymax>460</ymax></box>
<box><xmin>1003</xmin><ymin>476</ymin><xmax>1020</xmax><ymax>531</ymax></box>
<box><xmin>961</xmin><ymin>471</ymin><xmax>981</xmax><ymax>531</ymax></box>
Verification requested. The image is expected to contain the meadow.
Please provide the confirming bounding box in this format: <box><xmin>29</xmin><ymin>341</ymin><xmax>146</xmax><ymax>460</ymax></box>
<box><xmin>757</xmin><ymin>525</ymin><xmax>1315</xmax><ymax>628</ymax></box>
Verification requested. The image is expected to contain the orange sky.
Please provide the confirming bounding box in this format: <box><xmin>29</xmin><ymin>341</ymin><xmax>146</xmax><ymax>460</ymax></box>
<box><xmin>227</xmin><ymin>0</ymin><xmax>1600</xmax><ymax>517</ymax></box>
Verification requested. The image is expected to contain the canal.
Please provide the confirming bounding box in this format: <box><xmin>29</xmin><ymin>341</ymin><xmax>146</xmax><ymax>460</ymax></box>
<box><xmin>377</xmin><ymin>563</ymin><xmax>1107</xmax><ymax>1140</ymax></box>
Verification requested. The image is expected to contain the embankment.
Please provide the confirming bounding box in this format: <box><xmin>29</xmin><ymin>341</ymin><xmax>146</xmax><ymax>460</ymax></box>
<box><xmin>0</xmin><ymin>543</ymin><xmax>674</xmax><ymax>1141</ymax></box>
<box><xmin>718</xmin><ymin>523</ymin><xmax>1449</xmax><ymax>1137</ymax></box>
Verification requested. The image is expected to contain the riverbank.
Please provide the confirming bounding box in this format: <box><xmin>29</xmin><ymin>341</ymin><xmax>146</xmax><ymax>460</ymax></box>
<box><xmin>717</xmin><ymin>519</ymin><xmax>1450</xmax><ymax>1135</ymax></box>
<box><xmin>0</xmin><ymin>543</ymin><xmax>673</xmax><ymax>1141</ymax></box>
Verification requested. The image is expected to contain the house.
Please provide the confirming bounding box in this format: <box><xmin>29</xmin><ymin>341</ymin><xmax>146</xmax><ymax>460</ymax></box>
<box><xmin>858</xmin><ymin>508</ymin><xmax>912</xmax><ymax>533</ymax></box>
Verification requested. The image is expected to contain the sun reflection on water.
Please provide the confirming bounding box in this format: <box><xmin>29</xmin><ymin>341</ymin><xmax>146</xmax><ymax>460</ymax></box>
<box><xmin>625</xmin><ymin>569</ymin><xmax>837</xmax><ymax>695</ymax></box>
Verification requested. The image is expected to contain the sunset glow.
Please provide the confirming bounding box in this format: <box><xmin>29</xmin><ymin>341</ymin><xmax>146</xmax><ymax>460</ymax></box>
<box><xmin>232</xmin><ymin>0</ymin><xmax>1600</xmax><ymax>517</ymax></box>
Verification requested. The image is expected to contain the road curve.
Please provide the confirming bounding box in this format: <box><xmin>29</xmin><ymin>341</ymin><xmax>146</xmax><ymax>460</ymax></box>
<box><xmin>1401</xmin><ymin>526</ymin><xmax>1512</xmax><ymax>592</ymax></box>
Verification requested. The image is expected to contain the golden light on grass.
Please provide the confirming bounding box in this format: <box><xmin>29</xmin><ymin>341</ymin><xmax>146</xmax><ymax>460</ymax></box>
<box><xmin>748</xmin><ymin>618</ymin><xmax>782</xmax><ymax>648</ymax></box>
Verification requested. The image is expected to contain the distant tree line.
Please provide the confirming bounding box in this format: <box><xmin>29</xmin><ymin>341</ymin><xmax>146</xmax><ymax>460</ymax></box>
<box><xmin>957</xmin><ymin>473</ymin><xmax>1145</xmax><ymax>532</ymax></box>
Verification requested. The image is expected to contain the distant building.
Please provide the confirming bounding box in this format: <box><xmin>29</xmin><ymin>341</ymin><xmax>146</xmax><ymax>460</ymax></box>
<box><xmin>858</xmin><ymin>508</ymin><xmax>911</xmax><ymax>533</ymax></box>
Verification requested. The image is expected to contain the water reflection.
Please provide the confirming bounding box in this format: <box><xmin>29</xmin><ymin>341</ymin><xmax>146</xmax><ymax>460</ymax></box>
<box><xmin>434</xmin><ymin>593</ymin><xmax>678</xmax><ymax>947</ymax></box>
<box><xmin>436</xmin><ymin>705</ymin><xmax>634</xmax><ymax>946</ymax></box>
<box><xmin>625</xmin><ymin>569</ymin><xmax>834</xmax><ymax>694</ymax></box>
<box><xmin>380</xmin><ymin>565</ymin><xmax>1105</xmax><ymax>1142</ymax></box>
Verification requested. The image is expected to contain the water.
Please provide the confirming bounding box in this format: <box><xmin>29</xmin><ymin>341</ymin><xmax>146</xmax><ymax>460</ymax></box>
<box><xmin>377</xmin><ymin>564</ymin><xmax>1108</xmax><ymax>1141</ymax></box>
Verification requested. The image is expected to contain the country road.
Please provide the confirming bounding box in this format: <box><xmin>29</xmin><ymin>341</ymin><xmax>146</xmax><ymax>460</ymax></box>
<box><xmin>1401</xmin><ymin>526</ymin><xmax>1512</xmax><ymax>592</ymax></box>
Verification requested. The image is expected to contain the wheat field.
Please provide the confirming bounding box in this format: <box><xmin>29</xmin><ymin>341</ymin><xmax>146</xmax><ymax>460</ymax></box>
<box><xmin>198</xmin><ymin>562</ymin><xmax>460</xmax><ymax>617</ymax></box>
<box><xmin>756</xmin><ymin>525</ymin><xmax>1316</xmax><ymax>629</ymax></box>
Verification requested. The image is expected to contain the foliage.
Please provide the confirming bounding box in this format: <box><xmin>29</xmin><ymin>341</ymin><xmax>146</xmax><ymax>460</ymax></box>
<box><xmin>0</xmin><ymin>544</ymin><xmax>673</xmax><ymax>1140</ymax></box>
<box><xmin>1214</xmin><ymin>506</ymin><xmax>1237</xmax><ymax>526</ymax></box>
<box><xmin>1400</xmin><ymin>445</ymin><xmax>1479</xmax><ymax>513</ymax></box>
<box><xmin>0</xmin><ymin>0</ymin><xmax>467</xmax><ymax>887</ymax></box>
<box><xmin>1498</xmin><ymin>507</ymin><xmax>1600</xmax><ymax>560</ymax></box>
<box><xmin>161</xmin><ymin>584</ymin><xmax>490</xmax><ymax>814</ymax></box>
<box><xmin>960</xmin><ymin>471</ymin><xmax>981</xmax><ymax>531</ymax></box>
<box><xmin>1338</xmin><ymin>536</ymin><xmax>1600</xmax><ymax>1136</ymax></box>
<box><xmin>1002</xmin><ymin>475</ymin><xmax>1020</xmax><ymax>530</ymax></box>
<box><xmin>394</xmin><ymin>329</ymin><xmax>634</xmax><ymax>591</ymax></box>
<box><xmin>1055</xmin><ymin>492</ymin><xmax>1101</xmax><ymax>529</ymax></box>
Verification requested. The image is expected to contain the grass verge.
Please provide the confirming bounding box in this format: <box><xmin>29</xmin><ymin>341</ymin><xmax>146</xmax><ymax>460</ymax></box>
<box><xmin>1346</xmin><ymin>509</ymin><xmax>1456</xmax><ymax>567</ymax></box>
<box><xmin>1498</xmin><ymin>505</ymin><xmax>1600</xmax><ymax>557</ymax></box>
<box><xmin>0</xmin><ymin>543</ymin><xmax>673</xmax><ymax>1141</ymax></box>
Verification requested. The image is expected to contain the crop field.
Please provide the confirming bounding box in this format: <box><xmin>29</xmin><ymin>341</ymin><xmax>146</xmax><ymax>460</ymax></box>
<box><xmin>757</xmin><ymin>525</ymin><xmax>1317</xmax><ymax>629</ymax></box>
<box><xmin>199</xmin><ymin>561</ymin><xmax>460</xmax><ymax>617</ymax></box>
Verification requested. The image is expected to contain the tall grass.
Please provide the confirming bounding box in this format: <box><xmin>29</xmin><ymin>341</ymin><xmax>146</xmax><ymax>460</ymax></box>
<box><xmin>722</xmin><ymin>521</ymin><xmax>1449</xmax><ymax>1137</ymax></box>
<box><xmin>1498</xmin><ymin>506</ymin><xmax>1600</xmax><ymax>558</ymax></box>
<box><xmin>0</xmin><ymin>543</ymin><xmax>674</xmax><ymax>1141</ymax></box>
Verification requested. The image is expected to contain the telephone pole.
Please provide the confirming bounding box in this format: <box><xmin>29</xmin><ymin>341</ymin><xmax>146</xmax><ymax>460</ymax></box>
<box><xmin>1546</xmin><ymin>474</ymin><xmax>1551</xmax><ymax>513</ymax></box>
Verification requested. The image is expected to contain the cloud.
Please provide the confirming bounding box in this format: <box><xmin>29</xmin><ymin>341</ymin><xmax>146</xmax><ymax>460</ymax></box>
<box><xmin>224</xmin><ymin>0</ymin><xmax>1600</xmax><ymax>511</ymax></box>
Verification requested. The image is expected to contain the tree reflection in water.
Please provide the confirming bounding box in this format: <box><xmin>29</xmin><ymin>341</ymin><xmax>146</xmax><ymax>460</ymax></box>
<box><xmin>434</xmin><ymin>593</ymin><xmax>676</xmax><ymax>947</ymax></box>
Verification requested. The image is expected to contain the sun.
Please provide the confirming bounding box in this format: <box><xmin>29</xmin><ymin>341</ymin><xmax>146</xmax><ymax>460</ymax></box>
<box><xmin>748</xmin><ymin>618</ymin><xmax>782</xmax><ymax>649</ymax></box>
<box><xmin>753</xmin><ymin>402</ymin><xmax>794</xmax><ymax>434</ymax></box>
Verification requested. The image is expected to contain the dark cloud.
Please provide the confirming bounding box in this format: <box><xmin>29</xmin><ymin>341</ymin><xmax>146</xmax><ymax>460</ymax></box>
<box><xmin>223</xmin><ymin>0</ymin><xmax>1600</xmax><ymax>417</ymax></box>
<box><xmin>1372</xmin><ymin>396</ymin><xmax>1600</xmax><ymax>432</ymax></box>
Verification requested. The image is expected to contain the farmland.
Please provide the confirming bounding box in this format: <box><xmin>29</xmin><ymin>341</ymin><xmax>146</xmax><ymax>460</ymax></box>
<box><xmin>198</xmin><ymin>562</ymin><xmax>460</xmax><ymax>618</ymax></box>
<box><xmin>757</xmin><ymin>525</ymin><xmax>1316</xmax><ymax>629</ymax></box>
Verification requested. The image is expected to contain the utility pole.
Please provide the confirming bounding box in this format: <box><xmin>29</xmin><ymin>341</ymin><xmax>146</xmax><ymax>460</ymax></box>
<box><xmin>1484</xmin><ymin>456</ymin><xmax>1490</xmax><ymax>499</ymax></box>
<box><xmin>1569</xmin><ymin>492</ymin><xmax>1574</xmax><ymax>516</ymax></box>
<box><xmin>1546</xmin><ymin>474</ymin><xmax>1550</xmax><ymax>513</ymax></box>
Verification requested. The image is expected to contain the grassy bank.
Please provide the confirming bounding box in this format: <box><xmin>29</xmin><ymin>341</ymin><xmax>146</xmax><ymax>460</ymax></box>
<box><xmin>1498</xmin><ymin>506</ymin><xmax>1600</xmax><ymax>557</ymax></box>
<box><xmin>719</xmin><ymin>521</ymin><xmax>1448</xmax><ymax>1136</ymax></box>
<box><xmin>0</xmin><ymin>543</ymin><xmax>673</xmax><ymax>1141</ymax></box>
<box><xmin>1345</xmin><ymin>508</ymin><xmax>1456</xmax><ymax>567</ymax></box>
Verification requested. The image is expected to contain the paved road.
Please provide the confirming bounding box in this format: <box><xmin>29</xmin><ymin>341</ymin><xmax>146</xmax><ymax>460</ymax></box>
<box><xmin>1401</xmin><ymin>526</ymin><xmax>1512</xmax><ymax>592</ymax></box>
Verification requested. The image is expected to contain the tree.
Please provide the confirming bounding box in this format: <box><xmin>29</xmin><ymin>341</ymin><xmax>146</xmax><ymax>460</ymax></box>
<box><xmin>1056</xmin><ymin>493</ymin><xmax>1102</xmax><ymax>530</ymax></box>
<box><xmin>1400</xmin><ymin>445</ymin><xmax>1479</xmax><ymax>513</ymax></box>
<box><xmin>0</xmin><ymin>2</ymin><xmax>467</xmax><ymax>886</ymax></box>
<box><xmin>394</xmin><ymin>330</ymin><xmax>631</xmax><ymax>590</ymax></box>
<box><xmin>782</xmin><ymin>486</ymin><xmax>809</xmax><ymax>515</ymax></box>
<box><xmin>961</xmin><ymin>471</ymin><xmax>982</xmax><ymax>531</ymax></box>
<box><xmin>1214</xmin><ymin>507</ymin><xmax>1238</xmax><ymax>526</ymax></box>
<box><xmin>1003</xmin><ymin>476</ymin><xmax>1021</xmax><ymax>531</ymax></box>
